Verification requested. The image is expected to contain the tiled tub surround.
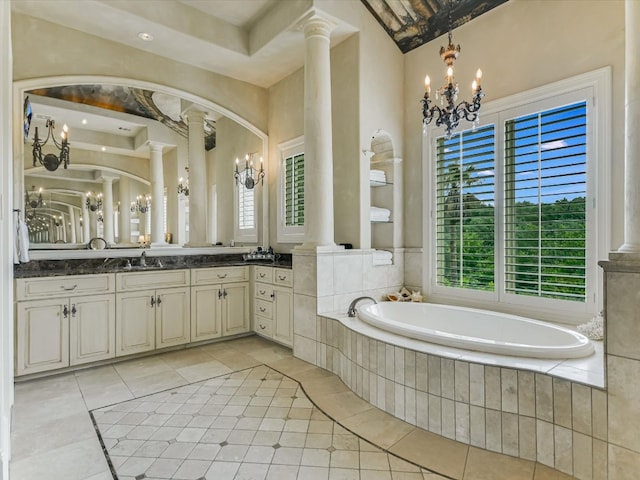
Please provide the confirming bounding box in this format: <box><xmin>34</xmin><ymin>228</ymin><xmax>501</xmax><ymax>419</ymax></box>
<box><xmin>305</xmin><ymin>314</ymin><xmax>607</xmax><ymax>478</ymax></box>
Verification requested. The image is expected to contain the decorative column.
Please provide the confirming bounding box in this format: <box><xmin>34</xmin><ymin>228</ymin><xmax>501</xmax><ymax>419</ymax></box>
<box><xmin>101</xmin><ymin>176</ymin><xmax>115</xmax><ymax>245</ymax></box>
<box><xmin>81</xmin><ymin>194</ymin><xmax>90</xmax><ymax>242</ymax></box>
<box><xmin>183</xmin><ymin>106</ymin><xmax>209</xmax><ymax>247</ymax></box>
<box><xmin>300</xmin><ymin>14</ymin><xmax>336</xmax><ymax>249</ymax></box>
<box><xmin>67</xmin><ymin>205</ymin><xmax>76</xmax><ymax>243</ymax></box>
<box><xmin>118</xmin><ymin>175</ymin><xmax>132</xmax><ymax>245</ymax></box>
<box><xmin>148</xmin><ymin>142</ymin><xmax>167</xmax><ymax>247</ymax></box>
<box><xmin>620</xmin><ymin>0</ymin><xmax>640</xmax><ymax>252</ymax></box>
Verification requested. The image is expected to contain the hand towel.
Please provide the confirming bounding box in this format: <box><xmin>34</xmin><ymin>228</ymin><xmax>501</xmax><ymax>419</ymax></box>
<box><xmin>15</xmin><ymin>217</ymin><xmax>30</xmax><ymax>263</ymax></box>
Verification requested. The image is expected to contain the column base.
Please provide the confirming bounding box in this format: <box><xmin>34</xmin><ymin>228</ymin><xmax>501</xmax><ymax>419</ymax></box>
<box><xmin>149</xmin><ymin>242</ymin><xmax>172</xmax><ymax>248</ymax></box>
<box><xmin>184</xmin><ymin>242</ymin><xmax>213</xmax><ymax>248</ymax></box>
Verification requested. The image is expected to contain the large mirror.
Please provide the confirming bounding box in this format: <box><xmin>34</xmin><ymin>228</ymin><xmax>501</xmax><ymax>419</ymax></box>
<box><xmin>20</xmin><ymin>83</ymin><xmax>266</xmax><ymax>250</ymax></box>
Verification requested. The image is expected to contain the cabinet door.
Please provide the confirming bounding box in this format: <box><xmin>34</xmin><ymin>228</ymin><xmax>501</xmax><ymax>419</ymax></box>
<box><xmin>15</xmin><ymin>298</ymin><xmax>69</xmax><ymax>375</ymax></box>
<box><xmin>191</xmin><ymin>285</ymin><xmax>222</xmax><ymax>342</ymax></box>
<box><xmin>273</xmin><ymin>287</ymin><xmax>293</xmax><ymax>347</ymax></box>
<box><xmin>156</xmin><ymin>287</ymin><xmax>191</xmax><ymax>348</ymax></box>
<box><xmin>116</xmin><ymin>290</ymin><xmax>155</xmax><ymax>356</ymax></box>
<box><xmin>69</xmin><ymin>294</ymin><xmax>116</xmax><ymax>366</ymax></box>
<box><xmin>222</xmin><ymin>283</ymin><xmax>249</xmax><ymax>336</ymax></box>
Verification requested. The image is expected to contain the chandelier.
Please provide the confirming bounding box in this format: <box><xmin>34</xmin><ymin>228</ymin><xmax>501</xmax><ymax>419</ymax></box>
<box><xmin>32</xmin><ymin>119</ymin><xmax>70</xmax><ymax>171</ymax></box>
<box><xmin>25</xmin><ymin>185</ymin><xmax>43</xmax><ymax>210</ymax></box>
<box><xmin>234</xmin><ymin>153</ymin><xmax>264</xmax><ymax>190</ymax></box>
<box><xmin>178</xmin><ymin>167</ymin><xmax>189</xmax><ymax>197</ymax></box>
<box><xmin>421</xmin><ymin>4</ymin><xmax>484</xmax><ymax>139</ymax></box>
<box><xmin>131</xmin><ymin>194</ymin><xmax>151</xmax><ymax>214</ymax></box>
<box><xmin>86</xmin><ymin>192</ymin><xmax>103</xmax><ymax>212</ymax></box>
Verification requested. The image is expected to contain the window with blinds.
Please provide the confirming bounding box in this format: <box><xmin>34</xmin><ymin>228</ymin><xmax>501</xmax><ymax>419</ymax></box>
<box><xmin>238</xmin><ymin>170</ymin><xmax>255</xmax><ymax>230</ymax></box>
<box><xmin>504</xmin><ymin>101</ymin><xmax>587</xmax><ymax>301</ymax></box>
<box><xmin>285</xmin><ymin>153</ymin><xmax>304</xmax><ymax>227</ymax></box>
<box><xmin>436</xmin><ymin>125</ymin><xmax>496</xmax><ymax>291</ymax></box>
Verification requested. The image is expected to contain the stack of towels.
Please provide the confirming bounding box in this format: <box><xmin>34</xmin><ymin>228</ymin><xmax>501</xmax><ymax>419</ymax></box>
<box><xmin>373</xmin><ymin>249</ymin><xmax>393</xmax><ymax>266</ymax></box>
<box><xmin>370</xmin><ymin>206</ymin><xmax>391</xmax><ymax>222</ymax></box>
<box><xmin>370</xmin><ymin>169</ymin><xmax>387</xmax><ymax>184</ymax></box>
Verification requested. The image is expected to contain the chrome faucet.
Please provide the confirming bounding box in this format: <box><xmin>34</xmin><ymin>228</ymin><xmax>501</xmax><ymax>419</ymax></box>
<box><xmin>140</xmin><ymin>251</ymin><xmax>147</xmax><ymax>267</ymax></box>
<box><xmin>347</xmin><ymin>296</ymin><xmax>377</xmax><ymax>317</ymax></box>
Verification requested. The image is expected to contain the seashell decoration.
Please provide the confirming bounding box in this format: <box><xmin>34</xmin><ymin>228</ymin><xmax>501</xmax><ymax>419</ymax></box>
<box><xmin>387</xmin><ymin>287</ymin><xmax>423</xmax><ymax>302</ymax></box>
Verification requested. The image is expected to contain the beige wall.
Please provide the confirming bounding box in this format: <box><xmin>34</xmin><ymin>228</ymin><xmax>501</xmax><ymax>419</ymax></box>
<box><xmin>403</xmin><ymin>0</ymin><xmax>625</xmax><ymax>250</ymax></box>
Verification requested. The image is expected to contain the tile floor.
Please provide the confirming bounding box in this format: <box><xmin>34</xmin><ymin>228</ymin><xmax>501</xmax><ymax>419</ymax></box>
<box><xmin>10</xmin><ymin>336</ymin><xmax>574</xmax><ymax>480</ymax></box>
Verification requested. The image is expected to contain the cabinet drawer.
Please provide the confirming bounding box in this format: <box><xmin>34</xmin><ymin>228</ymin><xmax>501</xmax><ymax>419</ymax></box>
<box><xmin>273</xmin><ymin>268</ymin><xmax>293</xmax><ymax>287</ymax></box>
<box><xmin>254</xmin><ymin>315</ymin><xmax>273</xmax><ymax>337</ymax></box>
<box><xmin>255</xmin><ymin>282</ymin><xmax>274</xmax><ymax>301</ymax></box>
<box><xmin>16</xmin><ymin>274</ymin><xmax>114</xmax><ymax>301</ymax></box>
<box><xmin>255</xmin><ymin>298</ymin><xmax>273</xmax><ymax>318</ymax></box>
<box><xmin>191</xmin><ymin>266</ymin><xmax>248</xmax><ymax>286</ymax></box>
<box><xmin>116</xmin><ymin>269</ymin><xmax>190</xmax><ymax>291</ymax></box>
<box><xmin>254</xmin><ymin>266</ymin><xmax>273</xmax><ymax>283</ymax></box>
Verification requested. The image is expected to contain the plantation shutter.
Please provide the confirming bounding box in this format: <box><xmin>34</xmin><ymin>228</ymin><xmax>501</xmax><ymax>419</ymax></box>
<box><xmin>504</xmin><ymin>101</ymin><xmax>587</xmax><ymax>301</ymax></box>
<box><xmin>285</xmin><ymin>153</ymin><xmax>305</xmax><ymax>227</ymax></box>
<box><xmin>435</xmin><ymin>124</ymin><xmax>496</xmax><ymax>290</ymax></box>
<box><xmin>238</xmin><ymin>171</ymin><xmax>255</xmax><ymax>230</ymax></box>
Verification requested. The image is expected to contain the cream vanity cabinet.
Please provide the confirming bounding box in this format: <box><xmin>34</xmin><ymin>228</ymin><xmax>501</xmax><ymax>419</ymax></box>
<box><xmin>191</xmin><ymin>266</ymin><xmax>250</xmax><ymax>341</ymax></box>
<box><xmin>115</xmin><ymin>269</ymin><xmax>190</xmax><ymax>356</ymax></box>
<box><xmin>15</xmin><ymin>274</ymin><xmax>116</xmax><ymax>376</ymax></box>
<box><xmin>253</xmin><ymin>266</ymin><xmax>293</xmax><ymax>347</ymax></box>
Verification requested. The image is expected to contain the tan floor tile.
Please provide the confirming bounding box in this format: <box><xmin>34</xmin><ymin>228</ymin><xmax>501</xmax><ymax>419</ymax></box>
<box><xmin>175</xmin><ymin>359</ymin><xmax>233</xmax><ymax>383</ymax></box>
<box><xmin>158</xmin><ymin>347</ymin><xmax>220</xmax><ymax>368</ymax></box>
<box><xmin>81</xmin><ymin>382</ymin><xmax>135</xmax><ymax>410</ymax></box>
<box><xmin>341</xmin><ymin>408</ymin><xmax>415</xmax><ymax>450</ymax></box>
<box><xmin>532</xmin><ymin>464</ymin><xmax>575</xmax><ymax>479</ymax></box>
<box><xmin>114</xmin><ymin>355</ymin><xmax>174</xmax><ymax>381</ymax></box>
<box><xmin>123</xmin><ymin>370</ymin><xmax>187</xmax><ymax>397</ymax></box>
<box><xmin>313</xmin><ymin>390</ymin><xmax>374</xmax><ymax>421</ymax></box>
<box><xmin>74</xmin><ymin>365</ymin><xmax>124</xmax><ymax>390</ymax></box>
<box><xmin>388</xmin><ymin>428</ymin><xmax>468</xmax><ymax>480</ymax></box>
<box><xmin>463</xmin><ymin>446</ymin><xmax>535</xmax><ymax>480</ymax></box>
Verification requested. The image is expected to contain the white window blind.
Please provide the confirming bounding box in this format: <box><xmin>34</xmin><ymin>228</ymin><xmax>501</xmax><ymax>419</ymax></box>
<box><xmin>238</xmin><ymin>170</ymin><xmax>255</xmax><ymax>230</ymax></box>
<box><xmin>436</xmin><ymin>125</ymin><xmax>496</xmax><ymax>290</ymax></box>
<box><xmin>504</xmin><ymin>101</ymin><xmax>587</xmax><ymax>301</ymax></box>
<box><xmin>285</xmin><ymin>153</ymin><xmax>304</xmax><ymax>227</ymax></box>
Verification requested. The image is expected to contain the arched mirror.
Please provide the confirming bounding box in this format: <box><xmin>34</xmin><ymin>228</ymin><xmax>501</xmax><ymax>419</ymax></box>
<box><xmin>19</xmin><ymin>82</ymin><xmax>266</xmax><ymax>251</ymax></box>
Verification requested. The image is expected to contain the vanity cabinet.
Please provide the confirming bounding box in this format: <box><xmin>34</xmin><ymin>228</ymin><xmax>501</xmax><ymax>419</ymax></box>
<box><xmin>253</xmin><ymin>266</ymin><xmax>293</xmax><ymax>347</ymax></box>
<box><xmin>191</xmin><ymin>266</ymin><xmax>250</xmax><ymax>341</ymax></box>
<box><xmin>115</xmin><ymin>270</ymin><xmax>190</xmax><ymax>356</ymax></box>
<box><xmin>15</xmin><ymin>274</ymin><xmax>116</xmax><ymax>376</ymax></box>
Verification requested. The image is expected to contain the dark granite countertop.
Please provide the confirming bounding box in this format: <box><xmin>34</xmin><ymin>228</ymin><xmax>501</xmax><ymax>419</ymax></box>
<box><xmin>14</xmin><ymin>253</ymin><xmax>292</xmax><ymax>278</ymax></box>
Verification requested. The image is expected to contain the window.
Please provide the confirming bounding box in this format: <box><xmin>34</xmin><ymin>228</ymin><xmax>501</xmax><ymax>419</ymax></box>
<box><xmin>428</xmin><ymin>68</ymin><xmax>610</xmax><ymax>319</ymax></box>
<box><xmin>278</xmin><ymin>136</ymin><xmax>305</xmax><ymax>243</ymax></box>
<box><xmin>234</xmin><ymin>169</ymin><xmax>257</xmax><ymax>242</ymax></box>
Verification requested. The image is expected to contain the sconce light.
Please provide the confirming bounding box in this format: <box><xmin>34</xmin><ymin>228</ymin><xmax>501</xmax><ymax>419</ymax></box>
<box><xmin>178</xmin><ymin>167</ymin><xmax>189</xmax><ymax>197</ymax></box>
<box><xmin>86</xmin><ymin>192</ymin><xmax>103</xmax><ymax>212</ymax></box>
<box><xmin>32</xmin><ymin>119</ymin><xmax>70</xmax><ymax>171</ymax></box>
<box><xmin>25</xmin><ymin>185</ymin><xmax>43</xmax><ymax>210</ymax></box>
<box><xmin>131</xmin><ymin>194</ymin><xmax>151</xmax><ymax>214</ymax></box>
<box><xmin>234</xmin><ymin>153</ymin><xmax>264</xmax><ymax>190</ymax></box>
<box><xmin>97</xmin><ymin>210</ymin><xmax>104</xmax><ymax>223</ymax></box>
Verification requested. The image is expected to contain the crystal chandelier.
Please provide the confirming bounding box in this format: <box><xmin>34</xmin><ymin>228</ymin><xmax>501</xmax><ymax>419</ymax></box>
<box><xmin>178</xmin><ymin>167</ymin><xmax>189</xmax><ymax>197</ymax></box>
<box><xmin>234</xmin><ymin>153</ymin><xmax>265</xmax><ymax>190</ymax></box>
<box><xmin>131</xmin><ymin>194</ymin><xmax>151</xmax><ymax>214</ymax></box>
<box><xmin>32</xmin><ymin>119</ymin><xmax>70</xmax><ymax>171</ymax></box>
<box><xmin>421</xmin><ymin>3</ymin><xmax>484</xmax><ymax>139</ymax></box>
<box><xmin>86</xmin><ymin>192</ymin><xmax>103</xmax><ymax>212</ymax></box>
<box><xmin>25</xmin><ymin>185</ymin><xmax>43</xmax><ymax>210</ymax></box>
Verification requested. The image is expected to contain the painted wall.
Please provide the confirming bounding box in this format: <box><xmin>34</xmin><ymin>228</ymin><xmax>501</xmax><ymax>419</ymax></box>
<box><xmin>403</xmin><ymin>0</ymin><xmax>625</xmax><ymax>251</ymax></box>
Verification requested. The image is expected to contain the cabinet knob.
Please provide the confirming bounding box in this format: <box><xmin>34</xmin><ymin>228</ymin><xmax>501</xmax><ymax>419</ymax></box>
<box><xmin>71</xmin><ymin>305</ymin><xmax>77</xmax><ymax>317</ymax></box>
<box><xmin>156</xmin><ymin>296</ymin><xmax>162</xmax><ymax>305</ymax></box>
<box><xmin>150</xmin><ymin>296</ymin><xmax>156</xmax><ymax>307</ymax></box>
<box><xmin>63</xmin><ymin>304</ymin><xmax>69</xmax><ymax>318</ymax></box>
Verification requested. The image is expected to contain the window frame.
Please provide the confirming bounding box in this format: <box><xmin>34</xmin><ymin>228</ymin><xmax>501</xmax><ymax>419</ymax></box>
<box><xmin>234</xmin><ymin>168</ymin><xmax>257</xmax><ymax>243</ymax></box>
<box><xmin>423</xmin><ymin>67</ymin><xmax>611</xmax><ymax>324</ymax></box>
<box><xmin>277</xmin><ymin>136</ymin><xmax>305</xmax><ymax>244</ymax></box>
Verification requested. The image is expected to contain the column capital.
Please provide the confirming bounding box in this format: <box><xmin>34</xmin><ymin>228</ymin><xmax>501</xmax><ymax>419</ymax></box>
<box><xmin>147</xmin><ymin>141</ymin><xmax>166</xmax><ymax>153</ymax></box>
<box><xmin>181</xmin><ymin>104</ymin><xmax>208</xmax><ymax>123</ymax></box>
<box><xmin>298</xmin><ymin>11</ymin><xmax>337</xmax><ymax>39</ymax></box>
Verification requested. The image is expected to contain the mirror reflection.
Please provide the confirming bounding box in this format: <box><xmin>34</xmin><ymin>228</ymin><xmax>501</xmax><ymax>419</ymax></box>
<box><xmin>22</xmin><ymin>84</ymin><xmax>264</xmax><ymax>250</ymax></box>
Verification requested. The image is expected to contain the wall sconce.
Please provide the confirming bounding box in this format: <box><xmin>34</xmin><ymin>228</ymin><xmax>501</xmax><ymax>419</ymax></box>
<box><xmin>32</xmin><ymin>119</ymin><xmax>70</xmax><ymax>171</ymax></box>
<box><xmin>25</xmin><ymin>185</ymin><xmax>43</xmax><ymax>210</ymax></box>
<box><xmin>178</xmin><ymin>167</ymin><xmax>189</xmax><ymax>197</ymax></box>
<box><xmin>86</xmin><ymin>192</ymin><xmax>103</xmax><ymax>212</ymax></box>
<box><xmin>234</xmin><ymin>153</ymin><xmax>264</xmax><ymax>189</ymax></box>
<box><xmin>131</xmin><ymin>194</ymin><xmax>151</xmax><ymax>214</ymax></box>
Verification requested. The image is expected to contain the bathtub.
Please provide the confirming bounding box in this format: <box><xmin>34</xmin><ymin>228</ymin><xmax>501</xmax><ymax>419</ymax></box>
<box><xmin>357</xmin><ymin>302</ymin><xmax>594</xmax><ymax>359</ymax></box>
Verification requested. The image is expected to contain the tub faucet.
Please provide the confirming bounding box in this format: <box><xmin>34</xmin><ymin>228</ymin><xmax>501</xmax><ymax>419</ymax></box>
<box><xmin>347</xmin><ymin>296</ymin><xmax>377</xmax><ymax>317</ymax></box>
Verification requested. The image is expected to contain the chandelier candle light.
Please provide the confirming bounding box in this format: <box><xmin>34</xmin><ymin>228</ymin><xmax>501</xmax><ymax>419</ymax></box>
<box><xmin>422</xmin><ymin>8</ymin><xmax>484</xmax><ymax>139</ymax></box>
<box><xmin>32</xmin><ymin>119</ymin><xmax>70</xmax><ymax>171</ymax></box>
<box><xmin>234</xmin><ymin>153</ymin><xmax>265</xmax><ymax>190</ymax></box>
<box><xmin>86</xmin><ymin>192</ymin><xmax>103</xmax><ymax>212</ymax></box>
<box><xmin>178</xmin><ymin>167</ymin><xmax>189</xmax><ymax>197</ymax></box>
<box><xmin>131</xmin><ymin>194</ymin><xmax>151</xmax><ymax>214</ymax></box>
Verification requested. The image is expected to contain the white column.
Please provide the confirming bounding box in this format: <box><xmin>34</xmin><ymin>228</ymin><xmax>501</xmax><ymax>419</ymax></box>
<box><xmin>620</xmin><ymin>0</ymin><xmax>640</xmax><ymax>252</ymax></box>
<box><xmin>300</xmin><ymin>15</ymin><xmax>336</xmax><ymax>249</ymax></box>
<box><xmin>148</xmin><ymin>142</ymin><xmax>167</xmax><ymax>247</ymax></box>
<box><xmin>68</xmin><ymin>206</ymin><xmax>76</xmax><ymax>243</ymax></box>
<box><xmin>184</xmin><ymin>107</ymin><xmax>209</xmax><ymax>247</ymax></box>
<box><xmin>81</xmin><ymin>194</ymin><xmax>90</xmax><ymax>242</ymax></box>
<box><xmin>102</xmin><ymin>177</ymin><xmax>115</xmax><ymax>245</ymax></box>
<box><xmin>119</xmin><ymin>176</ymin><xmax>132</xmax><ymax>245</ymax></box>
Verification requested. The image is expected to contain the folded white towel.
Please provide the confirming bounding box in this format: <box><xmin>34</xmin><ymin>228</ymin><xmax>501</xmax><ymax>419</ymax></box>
<box><xmin>370</xmin><ymin>169</ymin><xmax>386</xmax><ymax>182</ymax></box>
<box><xmin>371</xmin><ymin>206</ymin><xmax>391</xmax><ymax>222</ymax></box>
<box><xmin>15</xmin><ymin>217</ymin><xmax>30</xmax><ymax>263</ymax></box>
<box><xmin>373</xmin><ymin>249</ymin><xmax>393</xmax><ymax>260</ymax></box>
<box><xmin>372</xmin><ymin>258</ymin><xmax>392</xmax><ymax>266</ymax></box>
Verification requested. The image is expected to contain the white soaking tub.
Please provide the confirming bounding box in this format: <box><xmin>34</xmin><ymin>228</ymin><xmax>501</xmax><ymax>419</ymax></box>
<box><xmin>357</xmin><ymin>302</ymin><xmax>594</xmax><ymax>359</ymax></box>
